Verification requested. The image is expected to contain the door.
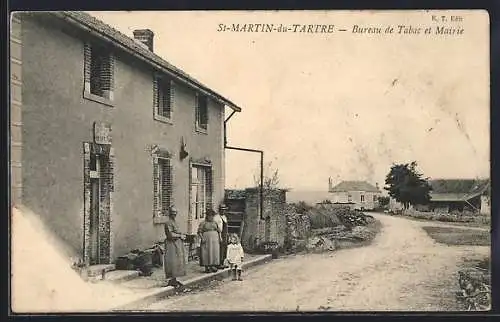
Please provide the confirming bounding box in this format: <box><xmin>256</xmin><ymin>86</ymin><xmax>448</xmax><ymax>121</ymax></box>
<box><xmin>89</xmin><ymin>177</ymin><xmax>100</xmax><ymax>264</ymax></box>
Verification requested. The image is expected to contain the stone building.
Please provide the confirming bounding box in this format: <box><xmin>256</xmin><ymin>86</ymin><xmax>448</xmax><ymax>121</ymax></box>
<box><xmin>224</xmin><ymin>188</ymin><xmax>287</xmax><ymax>251</ymax></box>
<box><xmin>328</xmin><ymin>179</ymin><xmax>381</xmax><ymax>211</ymax></box>
<box><xmin>10</xmin><ymin>12</ymin><xmax>242</xmax><ymax>265</ymax></box>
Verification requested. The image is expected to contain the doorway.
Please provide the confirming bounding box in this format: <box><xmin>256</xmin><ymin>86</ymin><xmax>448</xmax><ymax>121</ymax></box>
<box><xmin>89</xmin><ymin>154</ymin><xmax>101</xmax><ymax>264</ymax></box>
<box><xmin>83</xmin><ymin>143</ymin><xmax>113</xmax><ymax>265</ymax></box>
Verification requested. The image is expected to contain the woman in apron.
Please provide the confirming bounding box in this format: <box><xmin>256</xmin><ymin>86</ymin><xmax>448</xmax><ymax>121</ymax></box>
<box><xmin>197</xmin><ymin>209</ymin><xmax>221</xmax><ymax>273</ymax></box>
<box><xmin>163</xmin><ymin>206</ymin><xmax>186</xmax><ymax>287</ymax></box>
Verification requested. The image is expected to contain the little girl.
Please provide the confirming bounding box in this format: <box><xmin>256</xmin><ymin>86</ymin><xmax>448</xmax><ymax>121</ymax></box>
<box><xmin>226</xmin><ymin>233</ymin><xmax>244</xmax><ymax>281</ymax></box>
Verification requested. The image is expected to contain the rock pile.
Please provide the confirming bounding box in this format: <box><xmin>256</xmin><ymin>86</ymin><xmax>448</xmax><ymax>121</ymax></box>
<box><xmin>284</xmin><ymin>213</ymin><xmax>311</xmax><ymax>253</ymax></box>
<box><xmin>456</xmin><ymin>267</ymin><xmax>491</xmax><ymax>310</ymax></box>
<box><xmin>306</xmin><ymin>236</ymin><xmax>337</xmax><ymax>252</ymax></box>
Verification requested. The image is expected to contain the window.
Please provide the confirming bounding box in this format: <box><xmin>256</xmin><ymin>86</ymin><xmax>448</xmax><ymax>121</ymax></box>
<box><xmin>195</xmin><ymin>94</ymin><xmax>208</xmax><ymax>131</ymax></box>
<box><xmin>373</xmin><ymin>195</ymin><xmax>377</xmax><ymax>202</ymax></box>
<box><xmin>361</xmin><ymin>195</ymin><xmax>365</xmax><ymax>202</ymax></box>
<box><xmin>84</xmin><ymin>43</ymin><xmax>114</xmax><ymax>103</ymax></box>
<box><xmin>154</xmin><ymin>76</ymin><xmax>174</xmax><ymax>122</ymax></box>
<box><xmin>347</xmin><ymin>194</ymin><xmax>352</xmax><ymax>202</ymax></box>
<box><xmin>153</xmin><ymin>156</ymin><xmax>172</xmax><ymax>216</ymax></box>
<box><xmin>190</xmin><ymin>164</ymin><xmax>213</xmax><ymax>220</ymax></box>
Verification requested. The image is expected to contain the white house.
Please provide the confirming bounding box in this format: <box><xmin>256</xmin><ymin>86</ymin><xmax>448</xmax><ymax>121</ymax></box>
<box><xmin>328</xmin><ymin>179</ymin><xmax>381</xmax><ymax>211</ymax></box>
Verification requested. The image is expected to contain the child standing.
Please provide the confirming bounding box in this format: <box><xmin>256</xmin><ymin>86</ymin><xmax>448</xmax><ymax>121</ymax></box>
<box><xmin>226</xmin><ymin>233</ymin><xmax>244</xmax><ymax>281</ymax></box>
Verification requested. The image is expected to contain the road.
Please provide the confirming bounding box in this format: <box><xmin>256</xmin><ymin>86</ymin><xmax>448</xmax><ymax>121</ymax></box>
<box><xmin>142</xmin><ymin>213</ymin><xmax>489</xmax><ymax>312</ymax></box>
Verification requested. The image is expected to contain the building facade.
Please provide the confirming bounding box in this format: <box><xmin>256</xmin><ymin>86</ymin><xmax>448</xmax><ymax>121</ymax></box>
<box><xmin>328</xmin><ymin>180</ymin><xmax>381</xmax><ymax>211</ymax></box>
<box><xmin>11</xmin><ymin>12</ymin><xmax>241</xmax><ymax>265</ymax></box>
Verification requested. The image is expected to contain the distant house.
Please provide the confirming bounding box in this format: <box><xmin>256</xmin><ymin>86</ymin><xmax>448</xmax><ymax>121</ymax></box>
<box><xmin>328</xmin><ymin>180</ymin><xmax>381</xmax><ymax>211</ymax></box>
<box><xmin>426</xmin><ymin>179</ymin><xmax>490</xmax><ymax>214</ymax></box>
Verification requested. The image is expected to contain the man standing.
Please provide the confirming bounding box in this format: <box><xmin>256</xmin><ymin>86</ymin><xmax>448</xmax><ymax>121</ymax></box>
<box><xmin>214</xmin><ymin>204</ymin><xmax>229</xmax><ymax>269</ymax></box>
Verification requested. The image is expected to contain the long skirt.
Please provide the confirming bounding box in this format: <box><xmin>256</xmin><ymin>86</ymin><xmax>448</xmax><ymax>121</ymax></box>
<box><xmin>199</xmin><ymin>231</ymin><xmax>220</xmax><ymax>266</ymax></box>
<box><xmin>219</xmin><ymin>236</ymin><xmax>228</xmax><ymax>266</ymax></box>
<box><xmin>164</xmin><ymin>239</ymin><xmax>186</xmax><ymax>278</ymax></box>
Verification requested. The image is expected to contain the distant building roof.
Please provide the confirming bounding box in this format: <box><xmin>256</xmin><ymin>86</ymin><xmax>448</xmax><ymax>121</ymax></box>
<box><xmin>329</xmin><ymin>181</ymin><xmax>380</xmax><ymax>193</ymax></box>
<box><xmin>429</xmin><ymin>179</ymin><xmax>490</xmax><ymax>202</ymax></box>
<box><xmin>225</xmin><ymin>189</ymin><xmax>247</xmax><ymax>200</ymax></box>
<box><xmin>39</xmin><ymin>11</ymin><xmax>241</xmax><ymax>112</ymax></box>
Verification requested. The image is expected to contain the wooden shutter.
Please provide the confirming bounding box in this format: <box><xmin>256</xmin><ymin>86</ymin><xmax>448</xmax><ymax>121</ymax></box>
<box><xmin>153</xmin><ymin>156</ymin><xmax>160</xmax><ymax>216</ymax></box>
<box><xmin>188</xmin><ymin>161</ymin><xmax>194</xmax><ymax>234</ymax></box>
<box><xmin>199</xmin><ymin>96</ymin><xmax>208</xmax><ymax>129</ymax></box>
<box><xmin>159</xmin><ymin>158</ymin><xmax>172</xmax><ymax>214</ymax></box>
<box><xmin>167</xmin><ymin>80</ymin><xmax>174</xmax><ymax>119</ymax></box>
<box><xmin>195</xmin><ymin>94</ymin><xmax>200</xmax><ymax>127</ymax></box>
<box><xmin>84</xmin><ymin>43</ymin><xmax>91</xmax><ymax>89</ymax></box>
<box><xmin>199</xmin><ymin>168</ymin><xmax>206</xmax><ymax>218</ymax></box>
<box><xmin>100</xmin><ymin>52</ymin><xmax>113</xmax><ymax>93</ymax></box>
<box><xmin>206</xmin><ymin>166</ymin><xmax>213</xmax><ymax>212</ymax></box>
<box><xmin>153</xmin><ymin>75</ymin><xmax>159</xmax><ymax>117</ymax></box>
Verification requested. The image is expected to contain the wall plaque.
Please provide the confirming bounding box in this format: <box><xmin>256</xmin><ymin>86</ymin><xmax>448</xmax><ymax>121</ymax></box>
<box><xmin>93</xmin><ymin>122</ymin><xmax>112</xmax><ymax>145</ymax></box>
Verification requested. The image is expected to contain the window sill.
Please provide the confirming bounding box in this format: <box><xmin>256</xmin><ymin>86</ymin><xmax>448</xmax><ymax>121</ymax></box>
<box><xmin>154</xmin><ymin>114</ymin><xmax>173</xmax><ymax>125</ymax></box>
<box><xmin>195</xmin><ymin>126</ymin><xmax>208</xmax><ymax>135</ymax></box>
<box><xmin>84</xmin><ymin>91</ymin><xmax>114</xmax><ymax>107</ymax></box>
<box><xmin>153</xmin><ymin>216</ymin><xmax>169</xmax><ymax>224</ymax></box>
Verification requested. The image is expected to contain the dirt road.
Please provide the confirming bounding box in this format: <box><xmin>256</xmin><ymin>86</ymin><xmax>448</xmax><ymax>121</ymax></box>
<box><xmin>143</xmin><ymin>213</ymin><xmax>489</xmax><ymax>312</ymax></box>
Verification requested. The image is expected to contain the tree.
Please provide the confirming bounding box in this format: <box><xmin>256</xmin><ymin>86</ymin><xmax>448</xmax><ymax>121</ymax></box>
<box><xmin>253</xmin><ymin>161</ymin><xmax>281</xmax><ymax>193</ymax></box>
<box><xmin>377</xmin><ymin>196</ymin><xmax>390</xmax><ymax>207</ymax></box>
<box><xmin>384</xmin><ymin>161</ymin><xmax>432</xmax><ymax>209</ymax></box>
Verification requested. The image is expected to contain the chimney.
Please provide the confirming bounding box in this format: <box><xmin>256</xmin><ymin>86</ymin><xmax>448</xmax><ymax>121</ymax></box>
<box><xmin>133</xmin><ymin>29</ymin><xmax>154</xmax><ymax>51</ymax></box>
<box><xmin>328</xmin><ymin>177</ymin><xmax>332</xmax><ymax>191</ymax></box>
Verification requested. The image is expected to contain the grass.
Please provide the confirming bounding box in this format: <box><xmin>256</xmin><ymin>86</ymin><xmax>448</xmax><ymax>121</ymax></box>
<box><xmin>381</xmin><ymin>212</ymin><xmax>490</xmax><ymax>229</ymax></box>
<box><xmin>422</xmin><ymin>226</ymin><xmax>491</xmax><ymax>246</ymax></box>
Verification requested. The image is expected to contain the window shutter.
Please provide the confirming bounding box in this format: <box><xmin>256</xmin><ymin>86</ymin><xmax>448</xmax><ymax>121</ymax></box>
<box><xmin>108</xmin><ymin>53</ymin><xmax>115</xmax><ymax>94</ymax></box>
<box><xmin>153</xmin><ymin>75</ymin><xmax>159</xmax><ymax>116</ymax></box>
<box><xmin>206</xmin><ymin>166</ymin><xmax>213</xmax><ymax>212</ymax></box>
<box><xmin>84</xmin><ymin>43</ymin><xmax>91</xmax><ymax>86</ymax></box>
<box><xmin>195</xmin><ymin>94</ymin><xmax>200</xmax><ymax>127</ymax></box>
<box><xmin>153</xmin><ymin>156</ymin><xmax>160</xmax><ymax>217</ymax></box>
<box><xmin>100</xmin><ymin>53</ymin><xmax>112</xmax><ymax>92</ymax></box>
<box><xmin>160</xmin><ymin>80</ymin><xmax>171</xmax><ymax>119</ymax></box>
<box><xmin>167</xmin><ymin>80</ymin><xmax>174</xmax><ymax>119</ymax></box>
<box><xmin>188</xmin><ymin>161</ymin><xmax>194</xmax><ymax>234</ymax></box>
<box><xmin>203</xmin><ymin>97</ymin><xmax>209</xmax><ymax>127</ymax></box>
<box><xmin>159</xmin><ymin>158</ymin><xmax>172</xmax><ymax>214</ymax></box>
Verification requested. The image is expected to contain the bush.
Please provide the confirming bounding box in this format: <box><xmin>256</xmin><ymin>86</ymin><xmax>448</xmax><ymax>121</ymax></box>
<box><xmin>288</xmin><ymin>201</ymin><xmax>314</xmax><ymax>214</ymax></box>
<box><xmin>404</xmin><ymin>209</ymin><xmax>488</xmax><ymax>224</ymax></box>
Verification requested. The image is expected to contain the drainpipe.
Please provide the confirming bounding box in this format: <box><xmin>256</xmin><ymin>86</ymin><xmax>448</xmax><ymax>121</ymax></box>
<box><xmin>224</xmin><ymin>146</ymin><xmax>264</xmax><ymax>220</ymax></box>
<box><xmin>224</xmin><ymin>111</ymin><xmax>264</xmax><ymax>220</ymax></box>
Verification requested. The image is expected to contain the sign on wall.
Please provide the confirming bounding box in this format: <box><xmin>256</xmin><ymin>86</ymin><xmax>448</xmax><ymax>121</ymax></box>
<box><xmin>93</xmin><ymin>122</ymin><xmax>112</xmax><ymax>145</ymax></box>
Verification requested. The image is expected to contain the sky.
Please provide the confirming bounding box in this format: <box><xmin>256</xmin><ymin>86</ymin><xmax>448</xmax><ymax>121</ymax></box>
<box><xmin>89</xmin><ymin>10</ymin><xmax>490</xmax><ymax>191</ymax></box>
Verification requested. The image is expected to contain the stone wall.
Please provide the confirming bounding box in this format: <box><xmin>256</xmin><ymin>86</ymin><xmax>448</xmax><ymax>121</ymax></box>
<box><xmin>284</xmin><ymin>213</ymin><xmax>311</xmax><ymax>252</ymax></box>
<box><xmin>226</xmin><ymin>188</ymin><xmax>287</xmax><ymax>251</ymax></box>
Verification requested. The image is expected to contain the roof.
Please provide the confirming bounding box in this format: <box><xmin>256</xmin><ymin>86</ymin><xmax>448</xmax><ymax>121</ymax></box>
<box><xmin>330</xmin><ymin>181</ymin><xmax>380</xmax><ymax>193</ymax></box>
<box><xmin>429</xmin><ymin>179</ymin><xmax>490</xmax><ymax>202</ymax></box>
<box><xmin>225</xmin><ymin>189</ymin><xmax>247</xmax><ymax>200</ymax></box>
<box><xmin>50</xmin><ymin>11</ymin><xmax>241</xmax><ymax>112</ymax></box>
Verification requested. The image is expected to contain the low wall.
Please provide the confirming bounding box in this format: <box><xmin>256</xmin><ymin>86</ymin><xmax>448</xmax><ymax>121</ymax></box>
<box><xmin>226</xmin><ymin>188</ymin><xmax>287</xmax><ymax>252</ymax></box>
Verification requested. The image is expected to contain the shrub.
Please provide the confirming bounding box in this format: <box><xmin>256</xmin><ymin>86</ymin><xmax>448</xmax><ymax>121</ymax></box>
<box><xmin>289</xmin><ymin>201</ymin><xmax>314</xmax><ymax>214</ymax></box>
